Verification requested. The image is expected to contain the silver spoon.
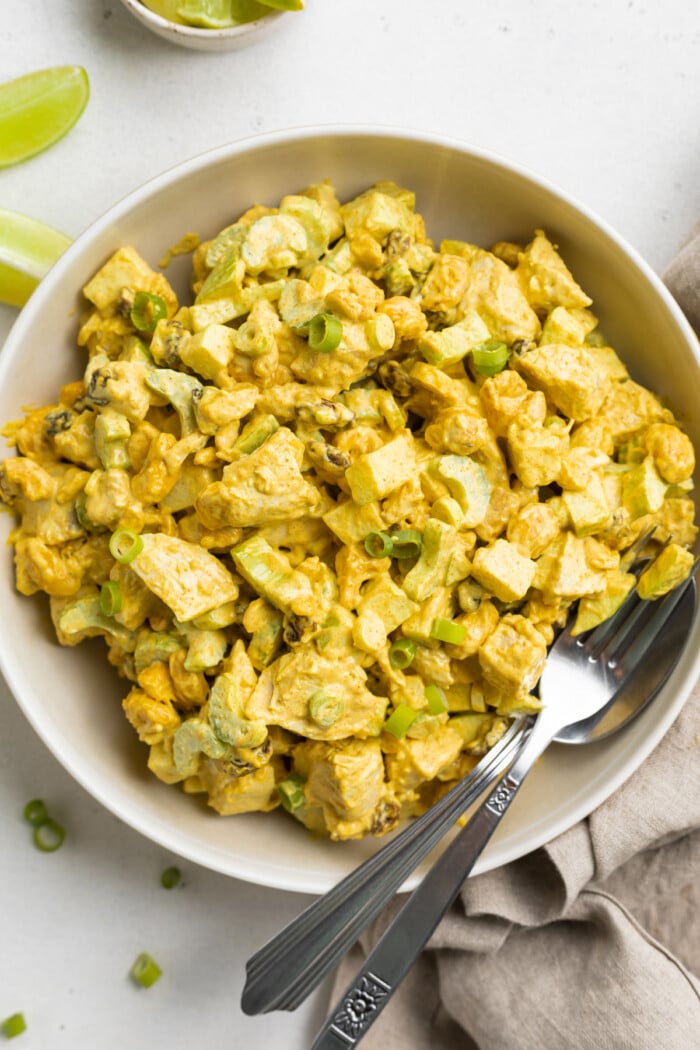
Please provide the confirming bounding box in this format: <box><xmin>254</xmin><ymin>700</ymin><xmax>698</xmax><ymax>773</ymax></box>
<box><xmin>311</xmin><ymin>570</ymin><xmax>697</xmax><ymax>1049</ymax></box>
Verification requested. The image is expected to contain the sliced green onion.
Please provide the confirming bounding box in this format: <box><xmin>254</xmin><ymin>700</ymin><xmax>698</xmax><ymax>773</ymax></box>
<box><xmin>74</xmin><ymin>492</ymin><xmax>90</xmax><ymax>529</ymax></box>
<box><xmin>308</xmin><ymin>690</ymin><xmax>344</xmax><ymax>728</ymax></box>
<box><xmin>388</xmin><ymin>637</ymin><xmax>417</xmax><ymax>670</ymax></box>
<box><xmin>364</xmin><ymin>530</ymin><xmax>393</xmax><ymax>558</ymax></box>
<box><xmin>1</xmin><ymin>1013</ymin><xmax>26</xmax><ymax>1039</ymax></box>
<box><xmin>308</xmin><ymin>312</ymin><xmax>343</xmax><ymax>353</ymax></box>
<box><xmin>130</xmin><ymin>291</ymin><xmax>167</xmax><ymax>334</ymax></box>
<box><xmin>232</xmin><ymin>414</ymin><xmax>279</xmax><ymax>456</ymax></box>
<box><xmin>277</xmin><ymin>774</ymin><xmax>305</xmax><ymax>813</ymax></box>
<box><xmin>430</xmin><ymin>616</ymin><xmax>468</xmax><ymax>645</ymax></box>
<box><xmin>472</xmin><ymin>339</ymin><xmax>509</xmax><ymax>377</ymax></box>
<box><xmin>390</xmin><ymin>529</ymin><xmax>423</xmax><ymax>559</ymax></box>
<box><xmin>23</xmin><ymin>798</ymin><xmax>48</xmax><ymax>827</ymax></box>
<box><xmin>160</xmin><ymin>866</ymin><xmax>181</xmax><ymax>889</ymax></box>
<box><xmin>109</xmin><ymin>528</ymin><xmax>144</xmax><ymax>564</ymax></box>
<box><xmin>384</xmin><ymin>703</ymin><xmax>418</xmax><ymax>739</ymax></box>
<box><xmin>130</xmin><ymin>952</ymin><xmax>162</xmax><ymax>988</ymax></box>
<box><xmin>425</xmin><ymin>683</ymin><xmax>449</xmax><ymax>715</ymax></box>
<box><xmin>33</xmin><ymin>818</ymin><xmax>65</xmax><ymax>852</ymax></box>
<box><xmin>99</xmin><ymin>580</ymin><xmax>123</xmax><ymax>617</ymax></box>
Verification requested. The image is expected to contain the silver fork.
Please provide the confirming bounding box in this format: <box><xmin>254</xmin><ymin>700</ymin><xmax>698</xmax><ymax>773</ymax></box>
<box><xmin>242</xmin><ymin>532</ymin><xmax>674</xmax><ymax>1016</ymax></box>
<box><xmin>242</xmin><ymin>530</ymin><xmax>662</xmax><ymax>1016</ymax></box>
<box><xmin>241</xmin><ymin>715</ymin><xmax>527</xmax><ymax>1015</ymax></box>
<box><xmin>311</xmin><ymin>558</ymin><xmax>698</xmax><ymax>1049</ymax></box>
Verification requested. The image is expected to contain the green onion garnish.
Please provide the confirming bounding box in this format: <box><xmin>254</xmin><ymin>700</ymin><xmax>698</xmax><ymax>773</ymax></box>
<box><xmin>388</xmin><ymin>638</ymin><xmax>417</xmax><ymax>670</ymax></box>
<box><xmin>99</xmin><ymin>580</ymin><xmax>123</xmax><ymax>617</ymax></box>
<box><xmin>160</xmin><ymin>866</ymin><xmax>181</xmax><ymax>890</ymax></box>
<box><xmin>430</xmin><ymin>617</ymin><xmax>468</xmax><ymax>645</ymax></box>
<box><xmin>109</xmin><ymin>528</ymin><xmax>144</xmax><ymax>564</ymax></box>
<box><xmin>384</xmin><ymin>703</ymin><xmax>418</xmax><ymax>739</ymax></box>
<box><xmin>74</xmin><ymin>492</ymin><xmax>90</xmax><ymax>529</ymax></box>
<box><xmin>1</xmin><ymin>1013</ymin><xmax>27</xmax><ymax>1039</ymax></box>
<box><xmin>425</xmin><ymin>683</ymin><xmax>449</xmax><ymax>715</ymax></box>
<box><xmin>308</xmin><ymin>690</ymin><xmax>344</xmax><ymax>728</ymax></box>
<box><xmin>33</xmin><ymin>818</ymin><xmax>65</xmax><ymax>852</ymax></box>
<box><xmin>472</xmin><ymin>339</ymin><xmax>509</xmax><ymax>376</ymax></box>
<box><xmin>308</xmin><ymin>312</ymin><xmax>343</xmax><ymax>353</ymax></box>
<box><xmin>364</xmin><ymin>530</ymin><xmax>393</xmax><ymax>558</ymax></box>
<box><xmin>389</xmin><ymin>529</ymin><xmax>423</xmax><ymax>559</ymax></box>
<box><xmin>130</xmin><ymin>952</ymin><xmax>162</xmax><ymax>988</ymax></box>
<box><xmin>23</xmin><ymin>799</ymin><xmax>48</xmax><ymax>827</ymax></box>
<box><xmin>277</xmin><ymin>774</ymin><xmax>305</xmax><ymax>813</ymax></box>
<box><xmin>130</xmin><ymin>291</ymin><xmax>167</xmax><ymax>334</ymax></box>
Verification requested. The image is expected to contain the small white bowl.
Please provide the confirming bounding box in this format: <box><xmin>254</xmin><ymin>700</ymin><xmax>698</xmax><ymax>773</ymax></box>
<box><xmin>118</xmin><ymin>0</ymin><xmax>289</xmax><ymax>51</ymax></box>
<box><xmin>1</xmin><ymin>127</ymin><xmax>699</xmax><ymax>894</ymax></box>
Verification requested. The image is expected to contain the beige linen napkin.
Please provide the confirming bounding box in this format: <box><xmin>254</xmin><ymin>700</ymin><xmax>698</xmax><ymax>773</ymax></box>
<box><xmin>328</xmin><ymin>233</ymin><xmax>700</xmax><ymax>1050</ymax></box>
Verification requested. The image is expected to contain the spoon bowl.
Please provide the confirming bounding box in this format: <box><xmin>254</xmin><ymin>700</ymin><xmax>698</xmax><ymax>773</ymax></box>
<box><xmin>554</xmin><ymin>578</ymin><xmax>696</xmax><ymax>744</ymax></box>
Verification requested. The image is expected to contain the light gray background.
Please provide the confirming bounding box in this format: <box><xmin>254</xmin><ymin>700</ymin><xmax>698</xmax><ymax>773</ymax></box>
<box><xmin>1</xmin><ymin>2</ymin><xmax>698</xmax><ymax>1047</ymax></box>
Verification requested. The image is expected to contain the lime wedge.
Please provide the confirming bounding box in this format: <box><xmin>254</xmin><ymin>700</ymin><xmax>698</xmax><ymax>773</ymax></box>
<box><xmin>257</xmin><ymin>0</ymin><xmax>303</xmax><ymax>9</ymax></box>
<box><xmin>176</xmin><ymin>0</ymin><xmax>240</xmax><ymax>27</ymax></box>
<box><xmin>141</xmin><ymin>0</ymin><xmax>189</xmax><ymax>23</ymax></box>
<box><xmin>0</xmin><ymin>209</ymin><xmax>72</xmax><ymax>307</ymax></box>
<box><xmin>173</xmin><ymin>0</ymin><xmax>279</xmax><ymax>26</ymax></box>
<box><xmin>0</xmin><ymin>66</ymin><xmax>89</xmax><ymax>169</ymax></box>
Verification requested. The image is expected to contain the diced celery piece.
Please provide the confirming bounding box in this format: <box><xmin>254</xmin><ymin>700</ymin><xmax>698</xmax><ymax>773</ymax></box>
<box><xmin>231</xmin><ymin>535</ymin><xmax>314</xmax><ymax>617</ymax></box>
<box><xmin>402</xmin><ymin>520</ymin><xmax>458</xmax><ymax>602</ymax></box>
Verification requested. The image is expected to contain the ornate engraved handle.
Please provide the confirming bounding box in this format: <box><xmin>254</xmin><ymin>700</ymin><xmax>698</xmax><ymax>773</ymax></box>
<box><xmin>327</xmin><ymin>972</ymin><xmax>392</xmax><ymax>1045</ymax></box>
<box><xmin>311</xmin><ymin>719</ymin><xmax>556</xmax><ymax>1049</ymax></box>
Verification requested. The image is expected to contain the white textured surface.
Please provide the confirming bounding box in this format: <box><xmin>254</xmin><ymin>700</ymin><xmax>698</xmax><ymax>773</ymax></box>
<box><xmin>0</xmin><ymin>2</ymin><xmax>699</xmax><ymax>1047</ymax></box>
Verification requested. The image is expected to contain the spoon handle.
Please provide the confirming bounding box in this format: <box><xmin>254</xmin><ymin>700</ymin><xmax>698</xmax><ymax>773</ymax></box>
<box><xmin>310</xmin><ymin>719</ymin><xmax>553</xmax><ymax>1050</ymax></box>
<box><xmin>241</xmin><ymin>717</ymin><xmax>530</xmax><ymax>1016</ymax></box>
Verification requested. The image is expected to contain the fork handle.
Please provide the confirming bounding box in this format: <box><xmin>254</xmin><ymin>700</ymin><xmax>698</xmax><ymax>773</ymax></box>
<box><xmin>310</xmin><ymin>720</ymin><xmax>554</xmax><ymax>1050</ymax></box>
<box><xmin>242</xmin><ymin>718</ymin><xmax>530</xmax><ymax>1016</ymax></box>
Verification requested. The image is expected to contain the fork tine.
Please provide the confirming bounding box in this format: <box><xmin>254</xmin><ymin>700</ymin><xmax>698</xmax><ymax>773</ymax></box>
<box><xmin>610</xmin><ymin>557</ymin><xmax>699</xmax><ymax>675</ymax></box>
<box><xmin>619</xmin><ymin>525</ymin><xmax>659</xmax><ymax>571</ymax></box>
<box><xmin>580</xmin><ymin>534</ymin><xmax>674</xmax><ymax>659</ymax></box>
<box><xmin>582</xmin><ymin>586</ymin><xmax>641</xmax><ymax>659</ymax></box>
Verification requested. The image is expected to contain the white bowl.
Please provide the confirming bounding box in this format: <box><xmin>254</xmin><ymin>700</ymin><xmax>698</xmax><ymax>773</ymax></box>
<box><xmin>118</xmin><ymin>0</ymin><xmax>289</xmax><ymax>51</ymax></box>
<box><xmin>1</xmin><ymin>127</ymin><xmax>699</xmax><ymax>894</ymax></box>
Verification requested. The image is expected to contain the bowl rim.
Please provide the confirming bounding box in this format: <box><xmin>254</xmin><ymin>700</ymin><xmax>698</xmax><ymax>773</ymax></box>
<box><xmin>1</xmin><ymin>124</ymin><xmax>699</xmax><ymax>891</ymax></box>
<box><xmin>118</xmin><ymin>0</ymin><xmax>286</xmax><ymax>38</ymax></box>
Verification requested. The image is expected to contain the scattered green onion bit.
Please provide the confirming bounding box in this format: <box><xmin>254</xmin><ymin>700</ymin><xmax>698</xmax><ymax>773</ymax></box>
<box><xmin>308</xmin><ymin>312</ymin><xmax>343</xmax><ymax>353</ymax></box>
<box><xmin>384</xmin><ymin>703</ymin><xmax>419</xmax><ymax>739</ymax></box>
<box><xmin>430</xmin><ymin>616</ymin><xmax>468</xmax><ymax>645</ymax></box>
<box><xmin>1</xmin><ymin>1013</ymin><xmax>26</xmax><ymax>1039</ymax></box>
<box><xmin>472</xmin><ymin>339</ymin><xmax>509</xmax><ymax>377</ymax></box>
<box><xmin>160</xmin><ymin>866</ymin><xmax>181</xmax><ymax>890</ymax></box>
<box><xmin>109</xmin><ymin>528</ymin><xmax>144</xmax><ymax>565</ymax></box>
<box><xmin>130</xmin><ymin>291</ymin><xmax>167</xmax><ymax>334</ymax></box>
<box><xmin>364</xmin><ymin>530</ymin><xmax>393</xmax><ymax>558</ymax></box>
<box><xmin>277</xmin><ymin>774</ymin><xmax>305</xmax><ymax>813</ymax></box>
<box><xmin>130</xmin><ymin>952</ymin><xmax>162</xmax><ymax>989</ymax></box>
<box><xmin>99</xmin><ymin>579</ymin><xmax>123</xmax><ymax>617</ymax></box>
<box><xmin>23</xmin><ymin>798</ymin><xmax>48</xmax><ymax>827</ymax></box>
<box><xmin>425</xmin><ymin>683</ymin><xmax>449</xmax><ymax>715</ymax></box>
<box><xmin>388</xmin><ymin>637</ymin><xmax>417</xmax><ymax>670</ymax></box>
<box><xmin>33</xmin><ymin>818</ymin><xmax>65</xmax><ymax>853</ymax></box>
<box><xmin>308</xmin><ymin>690</ymin><xmax>344</xmax><ymax>728</ymax></box>
<box><xmin>390</xmin><ymin>529</ymin><xmax>423</xmax><ymax>559</ymax></box>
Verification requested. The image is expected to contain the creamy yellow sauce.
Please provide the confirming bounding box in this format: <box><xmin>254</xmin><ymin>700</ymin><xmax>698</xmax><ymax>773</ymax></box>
<box><xmin>1</xmin><ymin>179</ymin><xmax>696</xmax><ymax>840</ymax></box>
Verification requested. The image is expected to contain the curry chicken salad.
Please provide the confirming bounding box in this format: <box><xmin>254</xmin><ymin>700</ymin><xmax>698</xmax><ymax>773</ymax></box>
<box><xmin>1</xmin><ymin>180</ymin><xmax>697</xmax><ymax>841</ymax></box>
